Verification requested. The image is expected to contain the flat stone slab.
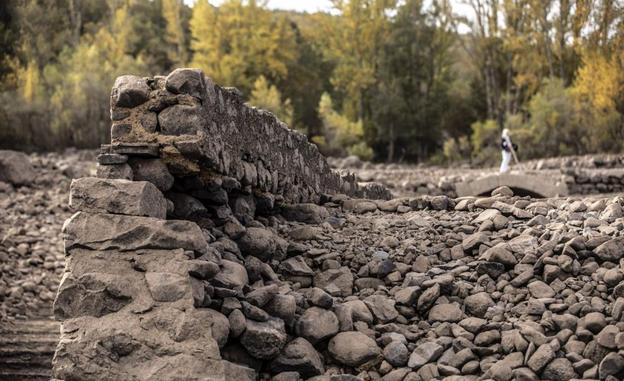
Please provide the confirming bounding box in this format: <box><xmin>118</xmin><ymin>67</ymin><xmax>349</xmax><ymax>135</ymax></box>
<box><xmin>62</xmin><ymin>212</ymin><xmax>208</xmax><ymax>255</ymax></box>
<box><xmin>70</xmin><ymin>177</ymin><xmax>167</xmax><ymax>219</ymax></box>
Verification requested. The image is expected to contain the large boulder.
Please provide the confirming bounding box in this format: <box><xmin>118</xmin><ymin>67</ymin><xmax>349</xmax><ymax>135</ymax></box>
<box><xmin>240</xmin><ymin>317</ymin><xmax>288</xmax><ymax>360</ymax></box>
<box><xmin>270</xmin><ymin>338</ymin><xmax>324</xmax><ymax>378</ymax></box>
<box><xmin>111</xmin><ymin>75</ymin><xmax>150</xmax><ymax>108</ymax></box>
<box><xmin>295</xmin><ymin>307</ymin><xmax>339</xmax><ymax>344</ymax></box>
<box><xmin>0</xmin><ymin>150</ymin><xmax>36</xmax><ymax>186</ymax></box>
<box><xmin>281</xmin><ymin>203</ymin><xmax>329</xmax><ymax>224</ymax></box>
<box><xmin>237</xmin><ymin>227</ymin><xmax>286</xmax><ymax>261</ymax></box>
<box><xmin>328</xmin><ymin>331</ymin><xmax>381</xmax><ymax>367</ymax></box>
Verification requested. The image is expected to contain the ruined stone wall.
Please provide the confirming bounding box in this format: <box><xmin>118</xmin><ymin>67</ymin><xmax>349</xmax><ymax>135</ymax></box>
<box><xmin>106</xmin><ymin>68</ymin><xmax>389</xmax><ymax>203</ymax></box>
<box><xmin>52</xmin><ymin>69</ymin><xmax>390</xmax><ymax>381</ymax></box>
<box><xmin>563</xmin><ymin>168</ymin><xmax>624</xmax><ymax>195</ymax></box>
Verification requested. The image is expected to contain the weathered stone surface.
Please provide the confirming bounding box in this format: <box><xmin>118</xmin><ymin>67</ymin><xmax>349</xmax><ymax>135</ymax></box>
<box><xmin>145</xmin><ymin>272</ymin><xmax>189</xmax><ymax>302</ymax></box>
<box><xmin>281</xmin><ymin>203</ymin><xmax>329</xmax><ymax>224</ymax></box>
<box><xmin>0</xmin><ymin>150</ymin><xmax>36</xmax><ymax>186</ymax></box>
<box><xmin>159</xmin><ymin>104</ymin><xmax>206</xmax><ymax>136</ymax></box>
<box><xmin>53</xmin><ymin>272</ymin><xmax>133</xmax><ymax>319</ymax></box>
<box><xmin>212</xmin><ymin>260</ymin><xmax>248</xmax><ymax>290</ymax></box>
<box><xmin>295</xmin><ymin>307</ymin><xmax>339</xmax><ymax>344</ymax></box>
<box><xmin>240</xmin><ymin>318</ymin><xmax>288</xmax><ymax>360</ymax></box>
<box><xmin>271</xmin><ymin>338</ymin><xmax>324</xmax><ymax>378</ymax></box>
<box><xmin>408</xmin><ymin>341</ymin><xmax>444</xmax><ymax>369</ymax></box>
<box><xmin>128</xmin><ymin>158</ymin><xmax>174</xmax><ymax>192</ymax></box>
<box><xmin>111</xmin><ymin>75</ymin><xmax>150</xmax><ymax>108</ymax></box>
<box><xmin>237</xmin><ymin>227</ymin><xmax>286</xmax><ymax>261</ymax></box>
<box><xmin>70</xmin><ymin>177</ymin><xmax>167</xmax><ymax>219</ymax></box>
<box><xmin>328</xmin><ymin>331</ymin><xmax>381</xmax><ymax>367</ymax></box>
<box><xmin>165</xmin><ymin>68</ymin><xmax>206</xmax><ymax>99</ymax></box>
<box><xmin>314</xmin><ymin>267</ymin><xmax>354</xmax><ymax>297</ymax></box>
<box><xmin>63</xmin><ymin>212</ymin><xmax>208</xmax><ymax>255</ymax></box>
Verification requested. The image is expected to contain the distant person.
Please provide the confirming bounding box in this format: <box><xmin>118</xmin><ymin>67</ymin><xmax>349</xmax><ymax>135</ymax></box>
<box><xmin>500</xmin><ymin>129</ymin><xmax>517</xmax><ymax>173</ymax></box>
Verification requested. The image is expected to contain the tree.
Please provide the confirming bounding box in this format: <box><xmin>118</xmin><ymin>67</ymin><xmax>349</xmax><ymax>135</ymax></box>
<box><xmin>190</xmin><ymin>0</ymin><xmax>297</xmax><ymax>96</ymax></box>
<box><xmin>571</xmin><ymin>51</ymin><xmax>623</xmax><ymax>152</ymax></box>
<box><xmin>248</xmin><ymin>75</ymin><xmax>293</xmax><ymax>127</ymax></box>
<box><xmin>371</xmin><ymin>0</ymin><xmax>456</xmax><ymax>162</ymax></box>
<box><xmin>162</xmin><ymin>0</ymin><xmax>189</xmax><ymax>65</ymax></box>
<box><xmin>317</xmin><ymin>92</ymin><xmax>372</xmax><ymax>159</ymax></box>
<box><xmin>323</xmin><ymin>0</ymin><xmax>395</xmax><ymax>122</ymax></box>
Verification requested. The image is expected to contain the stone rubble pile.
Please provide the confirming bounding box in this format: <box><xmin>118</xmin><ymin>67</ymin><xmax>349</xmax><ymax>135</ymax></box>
<box><xmin>50</xmin><ymin>68</ymin><xmax>624</xmax><ymax>381</ymax></box>
<box><xmin>55</xmin><ymin>167</ymin><xmax>624</xmax><ymax>381</ymax></box>
<box><xmin>0</xmin><ymin>150</ymin><xmax>95</xmax><ymax>321</ymax></box>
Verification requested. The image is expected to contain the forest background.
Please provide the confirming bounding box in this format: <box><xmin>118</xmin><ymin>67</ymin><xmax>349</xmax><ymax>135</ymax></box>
<box><xmin>0</xmin><ymin>0</ymin><xmax>622</xmax><ymax>165</ymax></box>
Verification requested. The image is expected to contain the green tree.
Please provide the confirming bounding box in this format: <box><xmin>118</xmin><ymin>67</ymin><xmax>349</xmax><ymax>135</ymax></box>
<box><xmin>190</xmin><ymin>0</ymin><xmax>298</xmax><ymax>95</ymax></box>
<box><xmin>248</xmin><ymin>75</ymin><xmax>294</xmax><ymax>127</ymax></box>
<box><xmin>162</xmin><ymin>0</ymin><xmax>189</xmax><ymax>65</ymax></box>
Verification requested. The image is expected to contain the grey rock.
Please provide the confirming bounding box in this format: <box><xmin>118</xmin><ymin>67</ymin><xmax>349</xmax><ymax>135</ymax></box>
<box><xmin>240</xmin><ymin>317</ymin><xmax>288</xmax><ymax>360</ymax></box>
<box><xmin>165</xmin><ymin>68</ymin><xmax>206</xmax><ymax>99</ymax></box>
<box><xmin>542</xmin><ymin>358</ymin><xmax>577</xmax><ymax>381</ymax></box>
<box><xmin>328</xmin><ymin>331</ymin><xmax>381</xmax><ymax>367</ymax></box>
<box><xmin>96</xmin><ymin>163</ymin><xmax>133</xmax><ymax>180</ymax></box>
<box><xmin>599</xmin><ymin>352</ymin><xmax>624</xmax><ymax>380</ymax></box>
<box><xmin>112</xmin><ymin>75</ymin><xmax>150</xmax><ymax>108</ymax></box>
<box><xmin>383</xmin><ymin>341</ymin><xmax>409</xmax><ymax>367</ymax></box>
<box><xmin>464</xmin><ymin>292</ymin><xmax>494</xmax><ymax>318</ymax></box>
<box><xmin>271</xmin><ymin>338</ymin><xmax>324</xmax><ymax>378</ymax></box>
<box><xmin>159</xmin><ymin>104</ymin><xmax>206</xmax><ymax>136</ymax></box>
<box><xmin>0</xmin><ymin>150</ymin><xmax>36</xmax><ymax>186</ymax></box>
<box><xmin>63</xmin><ymin>212</ymin><xmax>208</xmax><ymax>255</ymax></box>
<box><xmin>595</xmin><ymin>238</ymin><xmax>624</xmax><ymax>262</ymax></box>
<box><xmin>282</xmin><ymin>203</ymin><xmax>329</xmax><ymax>224</ymax></box>
<box><xmin>408</xmin><ymin>341</ymin><xmax>444</xmax><ymax>369</ymax></box>
<box><xmin>212</xmin><ymin>260</ymin><xmax>249</xmax><ymax>290</ymax></box>
<box><xmin>527</xmin><ymin>343</ymin><xmax>555</xmax><ymax>372</ymax></box>
<box><xmin>428</xmin><ymin>303</ymin><xmax>463</xmax><ymax>322</ymax></box>
<box><xmin>237</xmin><ymin>227</ymin><xmax>286</xmax><ymax>262</ymax></box>
<box><xmin>364</xmin><ymin>294</ymin><xmax>399</xmax><ymax>323</ymax></box>
<box><xmin>53</xmin><ymin>273</ymin><xmax>132</xmax><ymax>319</ymax></box>
<box><xmin>145</xmin><ymin>272</ymin><xmax>189</xmax><ymax>302</ymax></box>
<box><xmin>70</xmin><ymin>177</ymin><xmax>167</xmax><ymax>219</ymax></box>
<box><xmin>314</xmin><ymin>267</ymin><xmax>354</xmax><ymax>297</ymax></box>
<box><xmin>295</xmin><ymin>307</ymin><xmax>339</xmax><ymax>344</ymax></box>
<box><xmin>128</xmin><ymin>158</ymin><xmax>174</xmax><ymax>192</ymax></box>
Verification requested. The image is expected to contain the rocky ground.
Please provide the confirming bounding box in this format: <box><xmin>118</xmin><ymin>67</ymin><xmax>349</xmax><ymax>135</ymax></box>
<box><xmin>242</xmin><ymin>189</ymin><xmax>624</xmax><ymax>381</ymax></box>
<box><xmin>0</xmin><ymin>150</ymin><xmax>95</xmax><ymax>322</ymax></box>
<box><xmin>5</xmin><ymin>150</ymin><xmax>624</xmax><ymax>380</ymax></box>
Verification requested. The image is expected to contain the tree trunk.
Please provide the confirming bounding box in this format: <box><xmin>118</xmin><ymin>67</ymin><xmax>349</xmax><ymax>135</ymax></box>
<box><xmin>387</xmin><ymin>124</ymin><xmax>395</xmax><ymax>163</ymax></box>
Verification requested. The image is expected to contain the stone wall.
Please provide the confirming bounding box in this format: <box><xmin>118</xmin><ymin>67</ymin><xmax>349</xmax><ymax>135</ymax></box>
<box><xmin>565</xmin><ymin>168</ymin><xmax>624</xmax><ymax>195</ymax></box>
<box><xmin>52</xmin><ymin>69</ymin><xmax>390</xmax><ymax>381</ymax></box>
<box><xmin>106</xmin><ymin>68</ymin><xmax>389</xmax><ymax>203</ymax></box>
<box><xmin>332</xmin><ymin>155</ymin><xmax>624</xmax><ymax>198</ymax></box>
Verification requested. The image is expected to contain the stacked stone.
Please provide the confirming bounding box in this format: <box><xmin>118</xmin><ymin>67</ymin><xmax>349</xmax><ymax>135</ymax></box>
<box><xmin>565</xmin><ymin>168</ymin><xmax>624</xmax><ymax>195</ymax></box>
<box><xmin>53</xmin><ymin>177</ymin><xmax>254</xmax><ymax>381</ymax></box>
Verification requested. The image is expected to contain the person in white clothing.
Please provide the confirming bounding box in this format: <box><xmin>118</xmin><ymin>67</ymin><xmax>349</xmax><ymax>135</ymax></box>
<box><xmin>500</xmin><ymin>129</ymin><xmax>517</xmax><ymax>173</ymax></box>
